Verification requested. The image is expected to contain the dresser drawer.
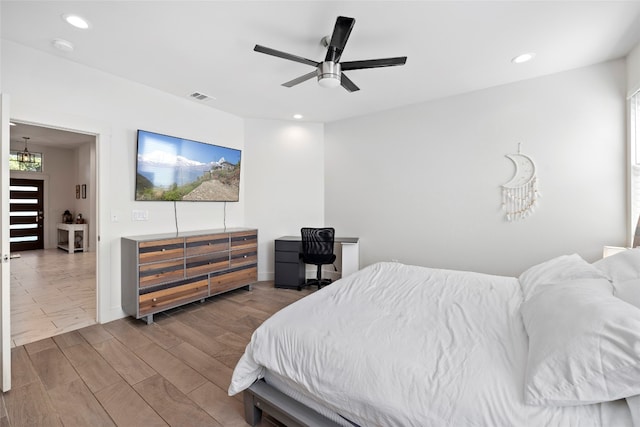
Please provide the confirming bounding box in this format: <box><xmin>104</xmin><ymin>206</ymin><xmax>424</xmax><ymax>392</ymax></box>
<box><xmin>230</xmin><ymin>231</ymin><xmax>257</xmax><ymax>250</ymax></box>
<box><xmin>185</xmin><ymin>253</ymin><xmax>230</xmax><ymax>277</ymax></box>
<box><xmin>139</xmin><ymin>259</ymin><xmax>185</xmax><ymax>287</ymax></box>
<box><xmin>139</xmin><ymin>238</ymin><xmax>184</xmax><ymax>263</ymax></box>
<box><xmin>210</xmin><ymin>266</ymin><xmax>257</xmax><ymax>295</ymax></box>
<box><xmin>230</xmin><ymin>247</ymin><xmax>257</xmax><ymax>268</ymax></box>
<box><xmin>185</xmin><ymin>234</ymin><xmax>229</xmax><ymax>257</ymax></box>
<box><xmin>139</xmin><ymin>277</ymin><xmax>208</xmax><ymax>316</ymax></box>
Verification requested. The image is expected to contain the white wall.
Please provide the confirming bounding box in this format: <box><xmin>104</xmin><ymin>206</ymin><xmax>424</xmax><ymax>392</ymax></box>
<box><xmin>628</xmin><ymin>42</ymin><xmax>640</xmax><ymax>96</ymax></box>
<box><xmin>1</xmin><ymin>37</ymin><xmax>631</xmax><ymax>316</ymax></box>
<box><xmin>75</xmin><ymin>141</ymin><xmax>96</xmax><ymax>250</ymax></box>
<box><xmin>325</xmin><ymin>60</ymin><xmax>627</xmax><ymax>277</ymax></box>
<box><xmin>2</xmin><ymin>40</ymin><xmax>245</xmax><ymax>322</ymax></box>
<box><xmin>244</xmin><ymin>119</ymin><xmax>325</xmax><ymax>280</ymax></box>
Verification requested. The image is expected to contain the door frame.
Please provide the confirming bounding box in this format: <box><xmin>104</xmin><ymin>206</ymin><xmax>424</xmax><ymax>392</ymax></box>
<box><xmin>8</xmin><ymin>103</ymin><xmax>113</xmax><ymax>326</ymax></box>
<box><xmin>1</xmin><ymin>94</ymin><xmax>12</xmax><ymax>391</ymax></box>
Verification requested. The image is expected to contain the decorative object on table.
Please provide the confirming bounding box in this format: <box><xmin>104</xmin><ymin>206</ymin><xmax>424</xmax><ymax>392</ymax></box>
<box><xmin>75</xmin><ymin>234</ymin><xmax>83</xmax><ymax>249</ymax></box>
<box><xmin>81</xmin><ymin>184</ymin><xmax>86</xmax><ymax>199</ymax></box>
<box><xmin>76</xmin><ymin>213</ymin><xmax>84</xmax><ymax>224</ymax></box>
<box><xmin>501</xmin><ymin>144</ymin><xmax>539</xmax><ymax>221</ymax></box>
<box><xmin>62</xmin><ymin>210</ymin><xmax>73</xmax><ymax>224</ymax></box>
<box><xmin>75</xmin><ymin>184</ymin><xmax>80</xmax><ymax>199</ymax></box>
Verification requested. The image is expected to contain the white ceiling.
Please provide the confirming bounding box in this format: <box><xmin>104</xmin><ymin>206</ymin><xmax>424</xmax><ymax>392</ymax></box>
<box><xmin>9</xmin><ymin>122</ymin><xmax>94</xmax><ymax>148</ymax></box>
<box><xmin>3</xmin><ymin>1</ymin><xmax>640</xmax><ymax>125</ymax></box>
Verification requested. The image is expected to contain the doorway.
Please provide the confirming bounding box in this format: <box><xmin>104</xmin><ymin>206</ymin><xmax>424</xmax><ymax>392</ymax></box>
<box><xmin>9</xmin><ymin>122</ymin><xmax>97</xmax><ymax>347</ymax></box>
<box><xmin>9</xmin><ymin>178</ymin><xmax>44</xmax><ymax>252</ymax></box>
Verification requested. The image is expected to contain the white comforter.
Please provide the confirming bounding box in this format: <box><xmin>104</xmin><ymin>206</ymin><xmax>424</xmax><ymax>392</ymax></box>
<box><xmin>229</xmin><ymin>262</ymin><xmax>631</xmax><ymax>426</ymax></box>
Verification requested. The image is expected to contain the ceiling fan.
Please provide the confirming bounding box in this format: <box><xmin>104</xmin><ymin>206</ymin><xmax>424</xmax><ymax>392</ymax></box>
<box><xmin>254</xmin><ymin>16</ymin><xmax>407</xmax><ymax>92</ymax></box>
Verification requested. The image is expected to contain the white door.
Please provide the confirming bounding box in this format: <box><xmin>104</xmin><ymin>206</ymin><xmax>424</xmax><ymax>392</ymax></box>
<box><xmin>0</xmin><ymin>94</ymin><xmax>12</xmax><ymax>391</ymax></box>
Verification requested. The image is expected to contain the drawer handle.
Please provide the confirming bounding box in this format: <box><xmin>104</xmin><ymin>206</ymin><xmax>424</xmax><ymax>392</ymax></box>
<box><xmin>243</xmin><ymin>255</ymin><xmax>248</xmax><ymax>258</ymax></box>
<box><xmin>152</xmin><ymin>298</ymin><xmax>157</xmax><ymax>302</ymax></box>
<box><xmin>208</xmin><ymin>243</ymin><xmax>212</xmax><ymax>246</ymax></box>
<box><xmin>161</xmin><ymin>248</ymin><xmax>166</xmax><ymax>252</ymax></box>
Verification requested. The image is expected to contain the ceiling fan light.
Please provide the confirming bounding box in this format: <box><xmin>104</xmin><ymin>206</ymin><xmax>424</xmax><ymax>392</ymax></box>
<box><xmin>318</xmin><ymin>76</ymin><xmax>341</xmax><ymax>88</ymax></box>
<box><xmin>317</xmin><ymin>62</ymin><xmax>341</xmax><ymax>89</ymax></box>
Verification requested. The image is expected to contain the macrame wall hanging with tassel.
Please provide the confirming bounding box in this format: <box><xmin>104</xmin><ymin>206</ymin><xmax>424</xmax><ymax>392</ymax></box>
<box><xmin>501</xmin><ymin>144</ymin><xmax>539</xmax><ymax>221</ymax></box>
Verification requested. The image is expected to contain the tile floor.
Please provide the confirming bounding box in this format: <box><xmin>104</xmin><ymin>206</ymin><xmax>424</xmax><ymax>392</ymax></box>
<box><xmin>9</xmin><ymin>248</ymin><xmax>96</xmax><ymax>347</ymax></box>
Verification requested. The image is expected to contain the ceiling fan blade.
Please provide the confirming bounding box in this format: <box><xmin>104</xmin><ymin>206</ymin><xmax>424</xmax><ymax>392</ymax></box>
<box><xmin>254</xmin><ymin>45</ymin><xmax>319</xmax><ymax>67</ymax></box>
<box><xmin>282</xmin><ymin>70</ymin><xmax>318</xmax><ymax>88</ymax></box>
<box><xmin>340</xmin><ymin>73</ymin><xmax>360</xmax><ymax>92</ymax></box>
<box><xmin>325</xmin><ymin>16</ymin><xmax>355</xmax><ymax>63</ymax></box>
<box><xmin>340</xmin><ymin>57</ymin><xmax>407</xmax><ymax>71</ymax></box>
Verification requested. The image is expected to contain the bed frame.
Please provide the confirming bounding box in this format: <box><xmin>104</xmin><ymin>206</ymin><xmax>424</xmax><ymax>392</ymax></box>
<box><xmin>243</xmin><ymin>380</ymin><xmax>346</xmax><ymax>427</ymax></box>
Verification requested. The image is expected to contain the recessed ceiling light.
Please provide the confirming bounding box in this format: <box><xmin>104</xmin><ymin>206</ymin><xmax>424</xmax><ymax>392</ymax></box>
<box><xmin>293</xmin><ymin>114</ymin><xmax>303</xmax><ymax>120</ymax></box>
<box><xmin>52</xmin><ymin>38</ymin><xmax>74</xmax><ymax>52</ymax></box>
<box><xmin>512</xmin><ymin>53</ymin><xmax>536</xmax><ymax>64</ymax></box>
<box><xmin>63</xmin><ymin>14</ymin><xmax>90</xmax><ymax>29</ymax></box>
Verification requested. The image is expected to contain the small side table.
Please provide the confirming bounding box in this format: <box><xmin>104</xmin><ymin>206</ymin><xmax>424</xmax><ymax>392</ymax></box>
<box><xmin>57</xmin><ymin>223</ymin><xmax>88</xmax><ymax>254</ymax></box>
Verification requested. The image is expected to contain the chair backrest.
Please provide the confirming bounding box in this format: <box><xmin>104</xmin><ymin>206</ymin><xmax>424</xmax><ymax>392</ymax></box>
<box><xmin>300</xmin><ymin>227</ymin><xmax>335</xmax><ymax>265</ymax></box>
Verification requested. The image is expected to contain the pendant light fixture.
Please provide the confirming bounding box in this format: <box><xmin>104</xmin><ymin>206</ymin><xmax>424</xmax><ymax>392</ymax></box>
<box><xmin>17</xmin><ymin>137</ymin><xmax>35</xmax><ymax>163</ymax></box>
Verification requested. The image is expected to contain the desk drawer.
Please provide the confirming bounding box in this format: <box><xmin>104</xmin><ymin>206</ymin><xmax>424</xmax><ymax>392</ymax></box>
<box><xmin>275</xmin><ymin>250</ymin><xmax>300</xmax><ymax>263</ymax></box>
<box><xmin>139</xmin><ymin>259</ymin><xmax>185</xmax><ymax>288</ymax></box>
<box><xmin>139</xmin><ymin>277</ymin><xmax>208</xmax><ymax>316</ymax></box>
<box><xmin>274</xmin><ymin>262</ymin><xmax>304</xmax><ymax>287</ymax></box>
<box><xmin>275</xmin><ymin>240</ymin><xmax>300</xmax><ymax>252</ymax></box>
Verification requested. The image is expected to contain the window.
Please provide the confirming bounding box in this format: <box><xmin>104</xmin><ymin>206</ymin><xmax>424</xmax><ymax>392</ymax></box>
<box><xmin>9</xmin><ymin>150</ymin><xmax>42</xmax><ymax>172</ymax></box>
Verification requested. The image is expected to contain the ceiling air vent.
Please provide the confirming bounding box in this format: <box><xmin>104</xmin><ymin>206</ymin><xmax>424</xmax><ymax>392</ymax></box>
<box><xmin>189</xmin><ymin>92</ymin><xmax>215</xmax><ymax>101</ymax></box>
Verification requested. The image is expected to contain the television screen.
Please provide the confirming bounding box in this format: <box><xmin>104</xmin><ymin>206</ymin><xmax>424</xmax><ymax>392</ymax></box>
<box><xmin>135</xmin><ymin>130</ymin><xmax>241</xmax><ymax>202</ymax></box>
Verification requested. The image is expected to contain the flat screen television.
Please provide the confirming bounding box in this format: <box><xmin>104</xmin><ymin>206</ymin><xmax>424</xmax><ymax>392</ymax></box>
<box><xmin>135</xmin><ymin>129</ymin><xmax>241</xmax><ymax>202</ymax></box>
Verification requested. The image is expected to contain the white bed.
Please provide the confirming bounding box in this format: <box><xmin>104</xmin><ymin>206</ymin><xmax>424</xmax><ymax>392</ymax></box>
<box><xmin>230</xmin><ymin>252</ymin><xmax>640</xmax><ymax>426</ymax></box>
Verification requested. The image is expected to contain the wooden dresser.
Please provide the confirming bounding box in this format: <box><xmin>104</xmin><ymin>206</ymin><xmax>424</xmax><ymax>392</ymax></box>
<box><xmin>121</xmin><ymin>228</ymin><xmax>258</xmax><ymax>324</ymax></box>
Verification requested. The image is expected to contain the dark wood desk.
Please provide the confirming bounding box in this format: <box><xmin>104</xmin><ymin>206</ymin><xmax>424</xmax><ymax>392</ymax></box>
<box><xmin>274</xmin><ymin>236</ymin><xmax>359</xmax><ymax>289</ymax></box>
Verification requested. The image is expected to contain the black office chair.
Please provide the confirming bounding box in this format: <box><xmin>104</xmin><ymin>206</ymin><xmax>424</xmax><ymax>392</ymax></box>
<box><xmin>301</xmin><ymin>227</ymin><xmax>337</xmax><ymax>289</ymax></box>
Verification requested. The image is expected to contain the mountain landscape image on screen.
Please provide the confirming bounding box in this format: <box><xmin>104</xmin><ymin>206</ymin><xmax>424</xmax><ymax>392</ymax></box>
<box><xmin>135</xmin><ymin>131</ymin><xmax>241</xmax><ymax>202</ymax></box>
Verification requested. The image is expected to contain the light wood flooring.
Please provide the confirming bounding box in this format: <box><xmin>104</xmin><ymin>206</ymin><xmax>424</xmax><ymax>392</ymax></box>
<box><xmin>1</xmin><ymin>280</ymin><xmax>314</xmax><ymax>426</ymax></box>
<box><xmin>10</xmin><ymin>249</ymin><xmax>97</xmax><ymax>347</ymax></box>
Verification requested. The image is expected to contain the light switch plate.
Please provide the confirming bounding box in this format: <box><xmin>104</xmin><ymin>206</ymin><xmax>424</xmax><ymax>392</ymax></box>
<box><xmin>132</xmin><ymin>210</ymin><xmax>149</xmax><ymax>221</ymax></box>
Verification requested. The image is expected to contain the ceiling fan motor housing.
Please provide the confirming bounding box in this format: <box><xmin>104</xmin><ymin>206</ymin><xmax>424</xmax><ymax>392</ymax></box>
<box><xmin>317</xmin><ymin>61</ymin><xmax>341</xmax><ymax>88</ymax></box>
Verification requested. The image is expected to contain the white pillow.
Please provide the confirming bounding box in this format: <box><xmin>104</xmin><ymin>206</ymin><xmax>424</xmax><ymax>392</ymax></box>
<box><xmin>593</xmin><ymin>247</ymin><xmax>640</xmax><ymax>282</ymax></box>
<box><xmin>592</xmin><ymin>248</ymin><xmax>640</xmax><ymax>309</ymax></box>
<box><xmin>614</xmin><ymin>279</ymin><xmax>640</xmax><ymax>309</ymax></box>
<box><xmin>518</xmin><ymin>254</ymin><xmax>605</xmax><ymax>300</ymax></box>
<box><xmin>521</xmin><ymin>278</ymin><xmax>640</xmax><ymax>406</ymax></box>
<box><xmin>627</xmin><ymin>394</ymin><xmax>640</xmax><ymax>427</ymax></box>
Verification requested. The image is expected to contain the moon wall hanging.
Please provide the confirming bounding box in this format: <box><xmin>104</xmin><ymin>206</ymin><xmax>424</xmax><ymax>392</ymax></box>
<box><xmin>501</xmin><ymin>146</ymin><xmax>539</xmax><ymax>221</ymax></box>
